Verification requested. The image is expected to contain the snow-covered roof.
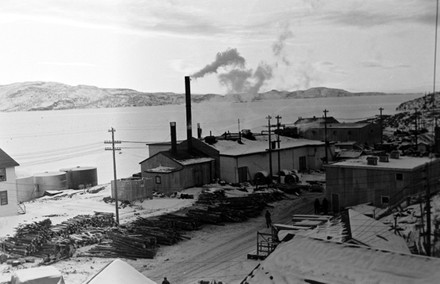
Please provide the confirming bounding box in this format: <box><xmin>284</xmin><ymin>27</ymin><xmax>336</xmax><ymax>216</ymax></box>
<box><xmin>348</xmin><ymin>209</ymin><xmax>410</xmax><ymax>254</ymax></box>
<box><xmin>83</xmin><ymin>259</ymin><xmax>157</xmax><ymax>284</ymax></box>
<box><xmin>242</xmin><ymin>235</ymin><xmax>440</xmax><ymax>284</ymax></box>
<box><xmin>327</xmin><ymin>122</ymin><xmax>370</xmax><ymax>129</ymax></box>
<box><xmin>295</xmin><ymin>217</ymin><xmax>348</xmax><ymax>243</ymax></box>
<box><xmin>327</xmin><ymin>155</ymin><xmax>437</xmax><ymax>170</ymax></box>
<box><xmin>208</xmin><ymin>136</ymin><xmax>325</xmax><ymax>156</ymax></box>
<box><xmin>0</xmin><ymin>148</ymin><xmax>19</xmax><ymax>168</ymax></box>
<box><xmin>145</xmin><ymin>165</ymin><xmax>176</xmax><ymax>173</ymax></box>
<box><xmin>11</xmin><ymin>266</ymin><xmax>65</xmax><ymax>284</ymax></box>
<box><xmin>179</xmin><ymin>157</ymin><xmax>214</xmax><ymax>165</ymax></box>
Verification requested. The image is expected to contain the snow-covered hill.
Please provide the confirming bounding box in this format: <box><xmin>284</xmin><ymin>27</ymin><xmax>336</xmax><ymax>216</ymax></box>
<box><xmin>0</xmin><ymin>81</ymin><xmax>411</xmax><ymax>112</ymax></box>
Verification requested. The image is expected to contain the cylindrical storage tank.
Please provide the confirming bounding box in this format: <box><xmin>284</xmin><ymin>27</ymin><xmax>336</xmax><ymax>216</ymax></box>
<box><xmin>33</xmin><ymin>172</ymin><xmax>67</xmax><ymax>194</ymax></box>
<box><xmin>60</xmin><ymin>166</ymin><xmax>98</xmax><ymax>190</ymax></box>
<box><xmin>17</xmin><ymin>176</ymin><xmax>38</xmax><ymax>202</ymax></box>
<box><xmin>284</xmin><ymin>174</ymin><xmax>299</xmax><ymax>185</ymax></box>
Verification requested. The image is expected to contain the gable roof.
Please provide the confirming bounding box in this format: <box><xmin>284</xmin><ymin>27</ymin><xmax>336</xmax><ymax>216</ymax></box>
<box><xmin>242</xmin><ymin>235</ymin><xmax>440</xmax><ymax>284</ymax></box>
<box><xmin>83</xmin><ymin>259</ymin><xmax>157</xmax><ymax>284</ymax></box>
<box><xmin>139</xmin><ymin>150</ymin><xmax>214</xmax><ymax>173</ymax></box>
<box><xmin>0</xmin><ymin>148</ymin><xmax>19</xmax><ymax>168</ymax></box>
<box><xmin>206</xmin><ymin>136</ymin><xmax>325</xmax><ymax>157</ymax></box>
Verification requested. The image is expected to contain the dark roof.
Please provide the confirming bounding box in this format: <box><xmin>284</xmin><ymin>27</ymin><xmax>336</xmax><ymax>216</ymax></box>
<box><xmin>294</xmin><ymin>116</ymin><xmax>339</xmax><ymax>125</ymax></box>
<box><xmin>0</xmin><ymin>148</ymin><xmax>19</xmax><ymax>168</ymax></box>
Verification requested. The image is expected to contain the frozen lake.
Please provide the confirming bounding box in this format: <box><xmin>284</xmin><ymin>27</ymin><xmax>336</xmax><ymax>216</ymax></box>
<box><xmin>0</xmin><ymin>93</ymin><xmax>421</xmax><ymax>184</ymax></box>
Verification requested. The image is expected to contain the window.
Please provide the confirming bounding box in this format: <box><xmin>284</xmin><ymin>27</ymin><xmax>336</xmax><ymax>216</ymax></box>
<box><xmin>396</xmin><ymin>173</ymin><xmax>403</xmax><ymax>181</ymax></box>
<box><xmin>0</xmin><ymin>191</ymin><xmax>8</xmax><ymax>205</ymax></box>
<box><xmin>155</xmin><ymin>176</ymin><xmax>161</xmax><ymax>184</ymax></box>
<box><xmin>0</xmin><ymin>168</ymin><xmax>6</xmax><ymax>182</ymax></box>
<box><xmin>381</xmin><ymin>196</ymin><xmax>390</xmax><ymax>205</ymax></box>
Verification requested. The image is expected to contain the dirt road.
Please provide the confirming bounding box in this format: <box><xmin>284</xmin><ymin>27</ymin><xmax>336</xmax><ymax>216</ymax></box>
<box><xmin>139</xmin><ymin>192</ymin><xmax>322</xmax><ymax>284</ymax></box>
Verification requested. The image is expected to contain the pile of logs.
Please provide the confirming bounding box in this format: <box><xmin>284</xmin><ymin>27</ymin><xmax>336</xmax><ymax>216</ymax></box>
<box><xmin>50</xmin><ymin>212</ymin><xmax>115</xmax><ymax>237</ymax></box>
<box><xmin>81</xmin><ymin>230</ymin><xmax>157</xmax><ymax>259</ymax></box>
<box><xmin>0</xmin><ymin>219</ymin><xmax>52</xmax><ymax>256</ymax></box>
<box><xmin>0</xmin><ymin>189</ymin><xmax>285</xmax><ymax>263</ymax></box>
<box><xmin>0</xmin><ymin>212</ymin><xmax>114</xmax><ymax>258</ymax></box>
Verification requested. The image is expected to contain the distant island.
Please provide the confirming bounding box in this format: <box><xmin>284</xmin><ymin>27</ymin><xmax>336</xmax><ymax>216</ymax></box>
<box><xmin>0</xmin><ymin>81</ymin><xmax>420</xmax><ymax>112</ymax></box>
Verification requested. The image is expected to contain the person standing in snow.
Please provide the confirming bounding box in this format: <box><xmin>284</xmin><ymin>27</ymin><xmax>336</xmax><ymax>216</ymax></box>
<box><xmin>162</xmin><ymin>277</ymin><xmax>170</xmax><ymax>284</ymax></box>
<box><xmin>265</xmin><ymin>210</ymin><xmax>272</xmax><ymax>228</ymax></box>
<box><xmin>314</xmin><ymin>198</ymin><xmax>321</xmax><ymax>214</ymax></box>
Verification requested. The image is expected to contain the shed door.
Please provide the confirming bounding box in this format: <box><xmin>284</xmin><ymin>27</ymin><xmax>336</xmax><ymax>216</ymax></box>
<box><xmin>193</xmin><ymin>169</ymin><xmax>203</xmax><ymax>186</ymax></box>
<box><xmin>237</xmin><ymin>166</ymin><xmax>248</xmax><ymax>183</ymax></box>
<box><xmin>332</xmin><ymin>194</ymin><xmax>339</xmax><ymax>213</ymax></box>
<box><xmin>299</xmin><ymin>156</ymin><xmax>307</xmax><ymax>171</ymax></box>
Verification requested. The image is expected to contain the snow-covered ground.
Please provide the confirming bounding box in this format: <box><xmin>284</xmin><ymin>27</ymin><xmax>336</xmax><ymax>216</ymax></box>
<box><xmin>0</xmin><ymin>181</ymin><xmax>312</xmax><ymax>284</ymax></box>
<box><xmin>0</xmin><ymin>184</ymin><xmax>203</xmax><ymax>283</ymax></box>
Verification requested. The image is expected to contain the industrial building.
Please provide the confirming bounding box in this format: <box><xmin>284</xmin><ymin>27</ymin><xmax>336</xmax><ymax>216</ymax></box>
<box><xmin>0</xmin><ymin>148</ymin><xmax>19</xmax><ymax>217</ymax></box>
<box><xmin>204</xmin><ymin>134</ymin><xmax>332</xmax><ymax>184</ymax></box>
<box><xmin>325</xmin><ymin>154</ymin><xmax>440</xmax><ymax>213</ymax></box>
<box><xmin>295</xmin><ymin>117</ymin><xmax>381</xmax><ymax>146</ymax></box>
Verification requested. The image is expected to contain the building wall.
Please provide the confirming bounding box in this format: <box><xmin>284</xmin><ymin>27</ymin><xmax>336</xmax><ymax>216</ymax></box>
<box><xmin>302</xmin><ymin>124</ymin><xmax>381</xmax><ymax>145</ymax></box>
<box><xmin>142</xmin><ymin>161</ymin><xmax>213</xmax><ymax>194</ymax></box>
<box><xmin>0</xmin><ymin>167</ymin><xmax>17</xmax><ymax>217</ymax></box>
<box><xmin>180</xmin><ymin>138</ymin><xmax>221</xmax><ymax>179</ymax></box>
<box><xmin>111</xmin><ymin>178</ymin><xmax>153</xmax><ymax>202</ymax></box>
<box><xmin>219</xmin><ymin>145</ymin><xmax>331</xmax><ymax>183</ymax></box>
<box><xmin>325</xmin><ymin>159</ymin><xmax>440</xmax><ymax>212</ymax></box>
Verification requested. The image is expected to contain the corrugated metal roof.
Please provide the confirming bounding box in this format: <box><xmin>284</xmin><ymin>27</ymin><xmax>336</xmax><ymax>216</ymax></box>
<box><xmin>0</xmin><ymin>148</ymin><xmax>19</xmax><ymax>168</ymax></box>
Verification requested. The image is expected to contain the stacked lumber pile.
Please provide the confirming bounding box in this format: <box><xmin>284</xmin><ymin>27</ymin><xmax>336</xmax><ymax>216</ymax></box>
<box><xmin>50</xmin><ymin>212</ymin><xmax>115</xmax><ymax>237</ymax></box>
<box><xmin>126</xmin><ymin>217</ymin><xmax>190</xmax><ymax>245</ymax></box>
<box><xmin>0</xmin><ymin>213</ymin><xmax>114</xmax><ymax>258</ymax></box>
<box><xmin>0</xmin><ymin>219</ymin><xmax>52</xmax><ymax>256</ymax></box>
<box><xmin>82</xmin><ymin>230</ymin><xmax>158</xmax><ymax>259</ymax></box>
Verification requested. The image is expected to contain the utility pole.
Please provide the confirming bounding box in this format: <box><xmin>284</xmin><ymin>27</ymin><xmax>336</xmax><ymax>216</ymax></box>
<box><xmin>266</xmin><ymin>115</ymin><xmax>273</xmax><ymax>179</ymax></box>
<box><xmin>276</xmin><ymin>115</ymin><xmax>282</xmax><ymax>183</ymax></box>
<box><xmin>425</xmin><ymin>162</ymin><xmax>432</xmax><ymax>256</ymax></box>
<box><xmin>105</xmin><ymin>127</ymin><xmax>121</xmax><ymax>224</ymax></box>
<box><xmin>379</xmin><ymin>107</ymin><xmax>384</xmax><ymax>145</ymax></box>
<box><xmin>414</xmin><ymin>109</ymin><xmax>419</xmax><ymax>150</ymax></box>
<box><xmin>323</xmin><ymin>109</ymin><xmax>329</xmax><ymax>164</ymax></box>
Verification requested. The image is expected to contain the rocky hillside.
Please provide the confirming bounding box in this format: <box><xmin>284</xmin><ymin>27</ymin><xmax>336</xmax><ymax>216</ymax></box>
<box><xmin>0</xmin><ymin>81</ymin><xmax>405</xmax><ymax>112</ymax></box>
<box><xmin>256</xmin><ymin>87</ymin><xmax>390</xmax><ymax>100</ymax></box>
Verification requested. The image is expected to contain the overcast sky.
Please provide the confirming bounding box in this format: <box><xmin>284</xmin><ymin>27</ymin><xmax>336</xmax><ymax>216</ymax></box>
<box><xmin>0</xmin><ymin>0</ymin><xmax>438</xmax><ymax>94</ymax></box>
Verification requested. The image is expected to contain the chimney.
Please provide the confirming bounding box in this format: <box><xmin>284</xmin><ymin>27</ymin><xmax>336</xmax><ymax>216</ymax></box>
<box><xmin>379</xmin><ymin>154</ymin><xmax>389</xmax><ymax>163</ymax></box>
<box><xmin>390</xmin><ymin>150</ymin><xmax>400</xmax><ymax>159</ymax></box>
<box><xmin>185</xmin><ymin>76</ymin><xmax>192</xmax><ymax>153</ymax></box>
<box><xmin>170</xmin><ymin>122</ymin><xmax>177</xmax><ymax>156</ymax></box>
<box><xmin>197</xmin><ymin>123</ymin><xmax>202</xmax><ymax>139</ymax></box>
<box><xmin>367</xmin><ymin>156</ymin><xmax>378</xmax><ymax>165</ymax></box>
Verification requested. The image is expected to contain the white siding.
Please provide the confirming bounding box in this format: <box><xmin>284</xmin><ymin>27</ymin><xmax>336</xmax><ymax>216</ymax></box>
<box><xmin>0</xmin><ymin>167</ymin><xmax>17</xmax><ymax>217</ymax></box>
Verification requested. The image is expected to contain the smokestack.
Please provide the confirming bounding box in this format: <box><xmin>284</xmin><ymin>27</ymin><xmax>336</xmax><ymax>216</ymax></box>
<box><xmin>170</xmin><ymin>122</ymin><xmax>177</xmax><ymax>156</ymax></box>
<box><xmin>197</xmin><ymin>123</ymin><xmax>202</xmax><ymax>139</ymax></box>
<box><xmin>185</xmin><ymin>76</ymin><xmax>192</xmax><ymax>153</ymax></box>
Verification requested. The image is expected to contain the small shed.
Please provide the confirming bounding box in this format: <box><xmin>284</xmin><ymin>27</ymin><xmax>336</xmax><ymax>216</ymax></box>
<box><xmin>111</xmin><ymin>178</ymin><xmax>153</xmax><ymax>202</ymax></box>
<box><xmin>140</xmin><ymin>151</ymin><xmax>214</xmax><ymax>195</ymax></box>
<box><xmin>60</xmin><ymin>166</ymin><xmax>98</xmax><ymax>190</ymax></box>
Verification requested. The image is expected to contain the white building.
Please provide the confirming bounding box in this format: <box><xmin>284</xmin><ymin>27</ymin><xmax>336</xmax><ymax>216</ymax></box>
<box><xmin>206</xmin><ymin>135</ymin><xmax>333</xmax><ymax>183</ymax></box>
<box><xmin>0</xmin><ymin>148</ymin><xmax>19</xmax><ymax>217</ymax></box>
